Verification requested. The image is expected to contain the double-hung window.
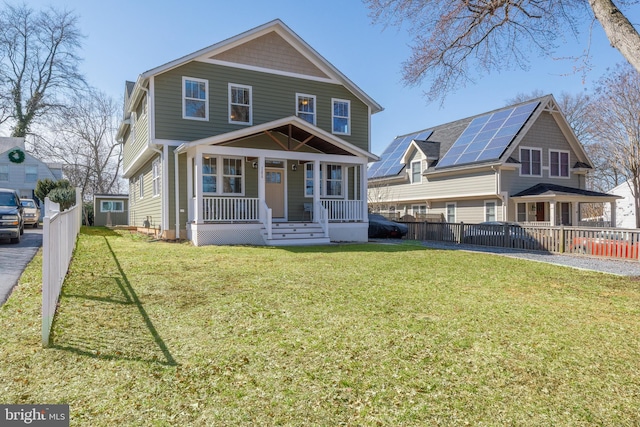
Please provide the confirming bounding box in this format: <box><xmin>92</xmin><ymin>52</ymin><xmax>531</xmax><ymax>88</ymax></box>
<box><xmin>222</xmin><ymin>158</ymin><xmax>243</xmax><ymax>194</ymax></box>
<box><xmin>549</xmin><ymin>150</ymin><xmax>569</xmax><ymax>177</ymax></box>
<box><xmin>304</xmin><ymin>163</ymin><xmax>343</xmax><ymax>197</ymax></box>
<box><xmin>183</xmin><ymin>77</ymin><xmax>208</xmax><ymax>120</ymax></box>
<box><xmin>332</xmin><ymin>98</ymin><xmax>350</xmax><ymax>135</ymax></box>
<box><xmin>325</xmin><ymin>164</ymin><xmax>342</xmax><ymax>197</ymax></box>
<box><xmin>229</xmin><ymin>84</ymin><xmax>252</xmax><ymax>125</ymax></box>
<box><xmin>296</xmin><ymin>93</ymin><xmax>316</xmax><ymax>125</ymax></box>
<box><xmin>446</xmin><ymin>203</ymin><xmax>456</xmax><ymax>223</ymax></box>
<box><xmin>520</xmin><ymin>147</ymin><xmax>541</xmax><ymax>176</ymax></box>
<box><xmin>202</xmin><ymin>156</ymin><xmax>217</xmax><ymax>193</ymax></box>
<box><xmin>0</xmin><ymin>165</ymin><xmax>8</xmax><ymax>181</ymax></box>
<box><xmin>152</xmin><ymin>160</ymin><xmax>160</xmax><ymax>197</ymax></box>
<box><xmin>138</xmin><ymin>174</ymin><xmax>144</xmax><ymax>199</ymax></box>
<box><xmin>25</xmin><ymin>165</ymin><xmax>37</xmax><ymax>182</ymax></box>
<box><xmin>485</xmin><ymin>201</ymin><xmax>496</xmax><ymax>222</ymax></box>
<box><xmin>411</xmin><ymin>160</ymin><xmax>422</xmax><ymax>183</ymax></box>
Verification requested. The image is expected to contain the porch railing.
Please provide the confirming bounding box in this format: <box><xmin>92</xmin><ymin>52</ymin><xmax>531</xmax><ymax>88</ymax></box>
<box><xmin>321</xmin><ymin>199</ymin><xmax>364</xmax><ymax>222</ymax></box>
<box><xmin>203</xmin><ymin>197</ymin><xmax>260</xmax><ymax>222</ymax></box>
<box><xmin>261</xmin><ymin>200</ymin><xmax>272</xmax><ymax>240</ymax></box>
<box><xmin>317</xmin><ymin>201</ymin><xmax>329</xmax><ymax>237</ymax></box>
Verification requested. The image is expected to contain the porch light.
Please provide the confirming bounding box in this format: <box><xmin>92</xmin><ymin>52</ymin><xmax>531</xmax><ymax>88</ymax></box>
<box><xmin>252</xmin><ymin>161</ymin><xmax>258</xmax><ymax>169</ymax></box>
<box><xmin>291</xmin><ymin>163</ymin><xmax>297</xmax><ymax>171</ymax></box>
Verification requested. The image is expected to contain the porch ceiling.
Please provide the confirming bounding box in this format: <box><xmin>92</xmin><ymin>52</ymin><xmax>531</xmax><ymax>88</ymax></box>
<box><xmin>267</xmin><ymin>123</ymin><xmax>351</xmax><ymax>155</ymax></box>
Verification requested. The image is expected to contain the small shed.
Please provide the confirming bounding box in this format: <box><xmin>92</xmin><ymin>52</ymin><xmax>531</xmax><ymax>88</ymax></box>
<box><xmin>93</xmin><ymin>194</ymin><xmax>129</xmax><ymax>227</ymax></box>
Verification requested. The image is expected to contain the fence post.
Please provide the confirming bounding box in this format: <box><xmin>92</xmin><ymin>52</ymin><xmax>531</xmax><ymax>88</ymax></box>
<box><xmin>560</xmin><ymin>225</ymin><xmax>565</xmax><ymax>253</ymax></box>
<box><xmin>458</xmin><ymin>222</ymin><xmax>464</xmax><ymax>244</ymax></box>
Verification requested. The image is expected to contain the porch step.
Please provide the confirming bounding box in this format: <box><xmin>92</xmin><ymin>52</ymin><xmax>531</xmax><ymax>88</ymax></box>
<box><xmin>262</xmin><ymin>222</ymin><xmax>330</xmax><ymax>246</ymax></box>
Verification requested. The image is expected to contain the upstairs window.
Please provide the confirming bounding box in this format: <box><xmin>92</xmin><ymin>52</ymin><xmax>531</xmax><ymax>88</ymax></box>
<box><xmin>296</xmin><ymin>93</ymin><xmax>316</xmax><ymax>125</ymax></box>
<box><xmin>520</xmin><ymin>147</ymin><xmax>541</xmax><ymax>176</ymax></box>
<box><xmin>183</xmin><ymin>77</ymin><xmax>208</xmax><ymax>120</ymax></box>
<box><xmin>550</xmin><ymin>150</ymin><xmax>569</xmax><ymax>177</ymax></box>
<box><xmin>332</xmin><ymin>98</ymin><xmax>350</xmax><ymax>135</ymax></box>
<box><xmin>25</xmin><ymin>165</ymin><xmax>37</xmax><ymax>182</ymax></box>
<box><xmin>411</xmin><ymin>160</ymin><xmax>422</xmax><ymax>183</ymax></box>
<box><xmin>229</xmin><ymin>84</ymin><xmax>252</xmax><ymax>125</ymax></box>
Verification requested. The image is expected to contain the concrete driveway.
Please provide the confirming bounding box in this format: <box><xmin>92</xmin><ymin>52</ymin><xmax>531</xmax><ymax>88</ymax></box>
<box><xmin>0</xmin><ymin>227</ymin><xmax>42</xmax><ymax>305</ymax></box>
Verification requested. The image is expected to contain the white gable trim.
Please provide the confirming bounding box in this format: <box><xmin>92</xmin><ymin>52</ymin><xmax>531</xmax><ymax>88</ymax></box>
<box><xmin>200</xmin><ymin>58</ymin><xmax>338</xmax><ymax>85</ymax></box>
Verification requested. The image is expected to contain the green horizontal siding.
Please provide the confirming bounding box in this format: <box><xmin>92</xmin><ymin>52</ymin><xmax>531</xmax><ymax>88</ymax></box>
<box><xmin>154</xmin><ymin>62</ymin><xmax>370</xmax><ymax>151</ymax></box>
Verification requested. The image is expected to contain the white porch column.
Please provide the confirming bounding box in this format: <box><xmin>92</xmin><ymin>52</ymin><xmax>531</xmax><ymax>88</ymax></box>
<box><xmin>360</xmin><ymin>163</ymin><xmax>367</xmax><ymax>221</ymax></box>
<box><xmin>572</xmin><ymin>202</ymin><xmax>580</xmax><ymax>226</ymax></box>
<box><xmin>549</xmin><ymin>201</ymin><xmax>557</xmax><ymax>226</ymax></box>
<box><xmin>258</xmin><ymin>156</ymin><xmax>266</xmax><ymax>217</ymax></box>
<box><xmin>313</xmin><ymin>160</ymin><xmax>321</xmax><ymax>219</ymax></box>
<box><xmin>609</xmin><ymin>201</ymin><xmax>617</xmax><ymax>227</ymax></box>
<box><xmin>186</xmin><ymin>154</ymin><xmax>193</xmax><ymax>222</ymax></box>
<box><xmin>194</xmin><ymin>151</ymin><xmax>202</xmax><ymax>223</ymax></box>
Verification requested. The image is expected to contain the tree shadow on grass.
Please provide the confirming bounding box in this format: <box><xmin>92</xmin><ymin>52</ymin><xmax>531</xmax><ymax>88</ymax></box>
<box><xmin>51</xmin><ymin>236</ymin><xmax>177</xmax><ymax>366</ymax></box>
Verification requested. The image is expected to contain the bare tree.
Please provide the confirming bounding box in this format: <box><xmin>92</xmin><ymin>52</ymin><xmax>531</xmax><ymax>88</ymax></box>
<box><xmin>587</xmin><ymin>63</ymin><xmax>640</xmax><ymax>227</ymax></box>
<box><xmin>365</xmin><ymin>0</ymin><xmax>640</xmax><ymax>101</ymax></box>
<box><xmin>0</xmin><ymin>3</ymin><xmax>84</xmax><ymax>137</ymax></box>
<box><xmin>32</xmin><ymin>88</ymin><xmax>123</xmax><ymax>202</ymax></box>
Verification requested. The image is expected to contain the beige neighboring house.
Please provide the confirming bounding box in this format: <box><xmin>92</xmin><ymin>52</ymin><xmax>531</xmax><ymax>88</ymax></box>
<box><xmin>368</xmin><ymin>95</ymin><xmax>620</xmax><ymax>226</ymax></box>
<box><xmin>118</xmin><ymin>19</ymin><xmax>382</xmax><ymax>246</ymax></box>
<box><xmin>0</xmin><ymin>137</ymin><xmax>63</xmax><ymax>202</ymax></box>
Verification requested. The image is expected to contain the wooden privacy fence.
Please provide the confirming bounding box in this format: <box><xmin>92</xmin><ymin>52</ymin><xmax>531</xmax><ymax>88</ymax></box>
<box><xmin>402</xmin><ymin>222</ymin><xmax>640</xmax><ymax>261</ymax></box>
<box><xmin>42</xmin><ymin>189</ymin><xmax>82</xmax><ymax>346</ymax></box>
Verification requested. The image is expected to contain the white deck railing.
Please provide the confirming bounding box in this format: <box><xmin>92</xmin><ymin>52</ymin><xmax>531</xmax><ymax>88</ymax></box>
<box><xmin>520</xmin><ymin>221</ymin><xmax>552</xmax><ymax>227</ymax></box>
<box><xmin>261</xmin><ymin>200</ymin><xmax>272</xmax><ymax>240</ymax></box>
<box><xmin>321</xmin><ymin>199</ymin><xmax>364</xmax><ymax>222</ymax></box>
<box><xmin>42</xmin><ymin>189</ymin><xmax>82</xmax><ymax>346</ymax></box>
<box><xmin>202</xmin><ymin>197</ymin><xmax>260</xmax><ymax>222</ymax></box>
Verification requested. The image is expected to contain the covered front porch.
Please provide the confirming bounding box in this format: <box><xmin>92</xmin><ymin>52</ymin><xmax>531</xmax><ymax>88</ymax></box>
<box><xmin>511</xmin><ymin>183</ymin><xmax>620</xmax><ymax>227</ymax></box>
<box><xmin>174</xmin><ymin>117</ymin><xmax>375</xmax><ymax>246</ymax></box>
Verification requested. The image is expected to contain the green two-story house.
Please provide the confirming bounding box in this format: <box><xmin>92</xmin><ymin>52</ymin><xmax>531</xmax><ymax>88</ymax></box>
<box><xmin>118</xmin><ymin>19</ymin><xmax>382</xmax><ymax>245</ymax></box>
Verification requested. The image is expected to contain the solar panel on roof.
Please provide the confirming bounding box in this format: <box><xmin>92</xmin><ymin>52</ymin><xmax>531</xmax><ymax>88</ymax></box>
<box><xmin>435</xmin><ymin>101</ymin><xmax>539</xmax><ymax>169</ymax></box>
<box><xmin>368</xmin><ymin>130</ymin><xmax>434</xmax><ymax>179</ymax></box>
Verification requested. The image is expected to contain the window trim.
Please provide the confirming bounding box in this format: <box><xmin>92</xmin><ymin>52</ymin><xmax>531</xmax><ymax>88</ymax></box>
<box><xmin>152</xmin><ymin>159</ymin><xmax>160</xmax><ymax>197</ymax></box>
<box><xmin>484</xmin><ymin>200</ymin><xmax>497</xmax><ymax>222</ymax></box>
<box><xmin>100</xmin><ymin>200</ymin><xmax>125</xmax><ymax>213</ymax></box>
<box><xmin>228</xmin><ymin>83</ymin><xmax>252</xmax><ymax>125</ymax></box>
<box><xmin>331</xmin><ymin>98</ymin><xmax>351</xmax><ymax>135</ymax></box>
<box><xmin>519</xmin><ymin>147</ymin><xmax>542</xmax><ymax>177</ymax></box>
<box><xmin>296</xmin><ymin>93</ymin><xmax>316</xmax><ymax>125</ymax></box>
<box><xmin>549</xmin><ymin>149</ymin><xmax>570</xmax><ymax>178</ymax></box>
<box><xmin>182</xmin><ymin>76</ymin><xmax>209</xmax><ymax>121</ymax></box>
<box><xmin>411</xmin><ymin>160</ymin><xmax>422</xmax><ymax>184</ymax></box>
<box><xmin>446</xmin><ymin>202</ymin><xmax>456</xmax><ymax>223</ymax></box>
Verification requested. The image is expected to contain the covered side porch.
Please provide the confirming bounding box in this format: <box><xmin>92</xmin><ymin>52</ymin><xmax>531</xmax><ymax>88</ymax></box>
<box><xmin>510</xmin><ymin>183</ymin><xmax>620</xmax><ymax>227</ymax></box>
<box><xmin>174</xmin><ymin>117</ymin><xmax>376</xmax><ymax>246</ymax></box>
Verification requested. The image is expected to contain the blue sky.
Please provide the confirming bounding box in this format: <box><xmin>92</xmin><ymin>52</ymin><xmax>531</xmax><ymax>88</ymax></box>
<box><xmin>20</xmin><ymin>0</ymin><xmax>639</xmax><ymax>155</ymax></box>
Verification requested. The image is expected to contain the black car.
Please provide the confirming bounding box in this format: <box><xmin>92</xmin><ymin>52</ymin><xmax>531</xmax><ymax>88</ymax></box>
<box><xmin>462</xmin><ymin>221</ymin><xmax>539</xmax><ymax>249</ymax></box>
<box><xmin>0</xmin><ymin>188</ymin><xmax>24</xmax><ymax>244</ymax></box>
<box><xmin>368</xmin><ymin>214</ymin><xmax>408</xmax><ymax>238</ymax></box>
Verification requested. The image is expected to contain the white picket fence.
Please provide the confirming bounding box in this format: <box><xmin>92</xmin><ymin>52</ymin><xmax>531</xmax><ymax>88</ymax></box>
<box><xmin>42</xmin><ymin>188</ymin><xmax>82</xmax><ymax>346</ymax></box>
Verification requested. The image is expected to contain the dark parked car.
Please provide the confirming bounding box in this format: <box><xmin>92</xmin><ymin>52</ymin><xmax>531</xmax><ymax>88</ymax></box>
<box><xmin>462</xmin><ymin>221</ymin><xmax>539</xmax><ymax>249</ymax></box>
<box><xmin>0</xmin><ymin>188</ymin><xmax>24</xmax><ymax>244</ymax></box>
<box><xmin>368</xmin><ymin>214</ymin><xmax>408</xmax><ymax>238</ymax></box>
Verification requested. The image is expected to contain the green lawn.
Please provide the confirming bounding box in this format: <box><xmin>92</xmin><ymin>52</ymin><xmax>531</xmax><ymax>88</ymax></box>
<box><xmin>1</xmin><ymin>227</ymin><xmax>640</xmax><ymax>426</ymax></box>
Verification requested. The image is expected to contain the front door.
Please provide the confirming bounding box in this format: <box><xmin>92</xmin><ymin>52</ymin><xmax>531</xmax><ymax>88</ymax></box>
<box><xmin>266</xmin><ymin>168</ymin><xmax>285</xmax><ymax>218</ymax></box>
<box><xmin>536</xmin><ymin>202</ymin><xmax>546</xmax><ymax>222</ymax></box>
